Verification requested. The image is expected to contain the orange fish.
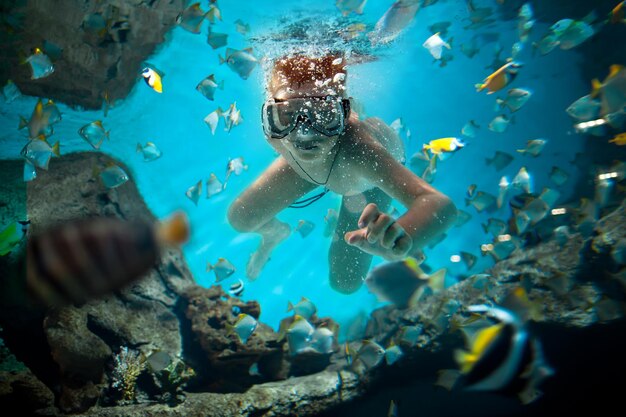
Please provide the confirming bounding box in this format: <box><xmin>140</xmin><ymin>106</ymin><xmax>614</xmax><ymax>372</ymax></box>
<box><xmin>476</xmin><ymin>61</ymin><xmax>522</xmax><ymax>94</ymax></box>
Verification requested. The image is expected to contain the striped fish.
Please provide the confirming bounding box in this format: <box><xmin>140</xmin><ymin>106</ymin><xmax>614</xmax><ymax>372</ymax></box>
<box><xmin>228</xmin><ymin>279</ymin><xmax>244</xmax><ymax>297</ymax></box>
<box><xmin>26</xmin><ymin>212</ymin><xmax>189</xmax><ymax>306</ymax></box>
<box><xmin>452</xmin><ymin>303</ymin><xmax>554</xmax><ymax>404</ymax></box>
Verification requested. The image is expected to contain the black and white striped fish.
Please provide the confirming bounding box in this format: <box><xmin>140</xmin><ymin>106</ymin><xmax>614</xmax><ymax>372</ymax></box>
<box><xmin>25</xmin><ymin>211</ymin><xmax>189</xmax><ymax>306</ymax></box>
<box><xmin>449</xmin><ymin>301</ymin><xmax>554</xmax><ymax>404</ymax></box>
<box><xmin>228</xmin><ymin>279</ymin><xmax>244</xmax><ymax>297</ymax></box>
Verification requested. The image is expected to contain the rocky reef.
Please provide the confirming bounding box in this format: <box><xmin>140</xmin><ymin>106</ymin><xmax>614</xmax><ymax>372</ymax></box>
<box><xmin>0</xmin><ymin>150</ymin><xmax>625</xmax><ymax>416</ymax></box>
<box><xmin>0</xmin><ymin>0</ymin><xmax>185</xmax><ymax>109</ymax></box>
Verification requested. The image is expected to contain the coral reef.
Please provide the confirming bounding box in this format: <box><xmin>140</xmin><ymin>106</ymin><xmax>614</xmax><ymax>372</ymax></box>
<box><xmin>109</xmin><ymin>347</ymin><xmax>145</xmax><ymax>404</ymax></box>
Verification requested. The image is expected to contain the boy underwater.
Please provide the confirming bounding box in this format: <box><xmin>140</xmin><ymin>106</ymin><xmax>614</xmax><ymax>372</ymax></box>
<box><xmin>227</xmin><ymin>54</ymin><xmax>457</xmax><ymax>294</ymax></box>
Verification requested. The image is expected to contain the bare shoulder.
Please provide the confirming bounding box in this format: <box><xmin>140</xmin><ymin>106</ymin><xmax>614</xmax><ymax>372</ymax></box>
<box><xmin>362</xmin><ymin>116</ymin><xmax>399</xmax><ymax>141</ymax></box>
<box><xmin>341</xmin><ymin>116</ymin><xmax>404</xmax><ymax>163</ymax></box>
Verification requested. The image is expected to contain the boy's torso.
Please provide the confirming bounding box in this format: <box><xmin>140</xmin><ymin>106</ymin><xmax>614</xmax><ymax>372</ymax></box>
<box><xmin>278</xmin><ymin>116</ymin><xmax>405</xmax><ymax>196</ymax></box>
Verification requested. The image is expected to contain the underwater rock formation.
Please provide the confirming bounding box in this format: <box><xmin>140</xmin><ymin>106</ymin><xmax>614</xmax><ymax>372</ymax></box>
<box><xmin>1</xmin><ymin>0</ymin><xmax>185</xmax><ymax>109</ymax></box>
<box><xmin>1</xmin><ymin>155</ymin><xmax>626</xmax><ymax>416</ymax></box>
<box><xmin>0</xmin><ymin>152</ymin><xmax>198</xmax><ymax>413</ymax></box>
<box><xmin>0</xmin><ymin>152</ymin><xmax>367</xmax><ymax>415</ymax></box>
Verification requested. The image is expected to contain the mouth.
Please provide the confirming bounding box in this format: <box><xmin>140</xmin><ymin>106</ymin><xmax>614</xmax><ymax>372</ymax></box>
<box><xmin>292</xmin><ymin>140</ymin><xmax>322</xmax><ymax>151</ymax></box>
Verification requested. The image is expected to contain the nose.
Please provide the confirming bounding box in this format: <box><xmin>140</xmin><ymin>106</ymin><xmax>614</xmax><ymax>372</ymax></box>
<box><xmin>296</xmin><ymin>114</ymin><xmax>310</xmax><ymax>124</ymax></box>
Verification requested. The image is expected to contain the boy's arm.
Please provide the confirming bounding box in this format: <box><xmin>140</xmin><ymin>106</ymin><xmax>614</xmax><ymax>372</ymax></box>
<box><xmin>344</xmin><ymin>140</ymin><xmax>457</xmax><ymax>260</ymax></box>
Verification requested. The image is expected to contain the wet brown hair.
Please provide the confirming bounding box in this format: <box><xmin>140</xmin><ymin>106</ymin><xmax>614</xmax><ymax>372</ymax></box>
<box><xmin>269</xmin><ymin>54</ymin><xmax>347</xmax><ymax>98</ymax></box>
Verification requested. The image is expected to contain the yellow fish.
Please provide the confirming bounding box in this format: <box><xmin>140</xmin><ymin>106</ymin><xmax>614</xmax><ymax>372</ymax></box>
<box><xmin>609</xmin><ymin>132</ymin><xmax>626</xmax><ymax>145</ymax></box>
<box><xmin>476</xmin><ymin>61</ymin><xmax>522</xmax><ymax>94</ymax></box>
<box><xmin>422</xmin><ymin>137</ymin><xmax>465</xmax><ymax>155</ymax></box>
<box><xmin>141</xmin><ymin>67</ymin><xmax>163</xmax><ymax>93</ymax></box>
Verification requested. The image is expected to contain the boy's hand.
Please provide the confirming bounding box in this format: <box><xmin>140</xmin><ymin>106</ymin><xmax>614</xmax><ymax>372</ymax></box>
<box><xmin>344</xmin><ymin>203</ymin><xmax>412</xmax><ymax>261</ymax></box>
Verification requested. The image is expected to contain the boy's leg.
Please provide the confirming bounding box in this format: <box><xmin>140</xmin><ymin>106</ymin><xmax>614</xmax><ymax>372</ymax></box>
<box><xmin>227</xmin><ymin>156</ymin><xmax>317</xmax><ymax>279</ymax></box>
<box><xmin>328</xmin><ymin>188</ymin><xmax>392</xmax><ymax>294</ymax></box>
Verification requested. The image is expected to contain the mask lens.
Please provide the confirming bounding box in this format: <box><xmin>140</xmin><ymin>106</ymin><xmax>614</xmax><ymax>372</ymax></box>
<box><xmin>262</xmin><ymin>97</ymin><xmax>346</xmax><ymax>138</ymax></box>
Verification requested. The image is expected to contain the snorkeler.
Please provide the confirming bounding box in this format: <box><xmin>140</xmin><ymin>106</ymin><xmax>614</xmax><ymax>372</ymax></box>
<box><xmin>227</xmin><ymin>54</ymin><xmax>457</xmax><ymax>294</ymax></box>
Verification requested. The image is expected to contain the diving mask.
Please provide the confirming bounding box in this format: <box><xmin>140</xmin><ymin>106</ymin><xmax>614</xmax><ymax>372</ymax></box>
<box><xmin>262</xmin><ymin>96</ymin><xmax>351</xmax><ymax>139</ymax></box>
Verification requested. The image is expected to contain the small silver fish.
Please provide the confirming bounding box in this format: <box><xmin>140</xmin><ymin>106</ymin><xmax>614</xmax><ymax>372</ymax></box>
<box><xmin>549</xmin><ymin>166</ymin><xmax>569</xmax><ymax>186</ymax></box>
<box><xmin>384</xmin><ymin>344</ymin><xmax>404</xmax><ymax>365</ymax></box>
<box><xmin>206</xmin><ymin>257</ymin><xmax>236</xmax><ymax>282</ymax></box>
<box><xmin>204</xmin><ymin>107</ymin><xmax>223</xmax><ymax>135</ymax></box>
<box><xmin>146</xmin><ymin>351</ymin><xmax>172</xmax><ymax>373</ymax></box>
<box><xmin>295</xmin><ymin>219</ymin><xmax>315</xmax><ymax>238</ymax></box>
<box><xmin>356</xmin><ymin>340</ymin><xmax>386</xmax><ymax>368</ymax></box>
<box><xmin>488</xmin><ymin>114</ymin><xmax>511</xmax><ymax>133</ymax></box>
<box><xmin>533</xmin><ymin>31</ymin><xmax>560</xmax><ymax>56</ymax></box>
<box><xmin>176</xmin><ymin>2</ymin><xmax>207</xmax><ymax>34</ymax></box>
<box><xmin>323</xmin><ymin>209</ymin><xmax>338</xmax><ymax>237</ymax></box>
<box><xmin>234</xmin><ymin>19</ymin><xmax>250</xmax><ymax>35</ymax></box>
<box><xmin>25</xmin><ymin>48</ymin><xmax>54</xmax><ymax>79</ymax></box>
<box><xmin>206</xmin><ymin>173</ymin><xmax>223</xmax><ymax>198</ymax></box>
<box><xmin>399</xmin><ymin>324</ymin><xmax>423</xmax><ymax>346</ymax></box>
<box><xmin>224</xmin><ymin>156</ymin><xmax>248</xmax><ymax>189</ymax></box>
<box><xmin>368</xmin><ymin>0</ymin><xmax>420</xmax><ymax>45</ymax></box>
<box><xmin>19</xmin><ymin>99</ymin><xmax>53</xmax><ymax>139</ymax></box>
<box><xmin>365</xmin><ymin>258</ymin><xmax>445</xmax><ymax>308</ymax></box>
<box><xmin>23</xmin><ymin>161</ymin><xmax>36</xmax><ymax>182</ymax></box>
<box><xmin>465</xmin><ymin>191</ymin><xmax>497</xmax><ymax>212</ymax></box>
<box><xmin>227</xmin><ymin>313</ymin><xmax>257</xmax><ymax>344</ymax></box>
<box><xmin>219</xmin><ymin>48</ymin><xmax>258</xmax><ymax>80</ymax></box>
<box><xmin>205</xmin><ymin>4</ymin><xmax>221</xmax><ymax>24</ymax></box>
<box><xmin>461</xmin><ymin>120</ymin><xmax>480</xmax><ymax>138</ymax></box>
<box><xmin>512</xmin><ymin>166</ymin><xmax>532</xmax><ymax>193</ymax></box>
<box><xmin>287</xmin><ymin>297</ymin><xmax>317</xmax><ymax>320</ymax></box>
<box><xmin>454</xmin><ymin>209</ymin><xmax>472</xmax><ymax>227</ymax></box>
<box><xmin>207</xmin><ymin>28</ymin><xmax>228</xmax><ymax>49</ymax></box>
<box><xmin>423</xmin><ymin>33</ymin><xmax>451</xmax><ymax>60</ymax></box>
<box><xmin>485</xmin><ymin>151</ymin><xmax>513</xmax><ymax>171</ymax></box>
<box><xmin>336</xmin><ymin>0</ymin><xmax>367</xmax><ymax>16</ymax></box>
<box><xmin>186</xmin><ymin>180</ymin><xmax>202</xmax><ymax>206</ymax></box>
<box><xmin>286</xmin><ymin>315</ymin><xmax>315</xmax><ymax>355</ymax></box>
<box><xmin>558</xmin><ymin>20</ymin><xmax>594</xmax><ymax>50</ymax></box>
<box><xmin>20</xmin><ymin>137</ymin><xmax>59</xmax><ymax>170</ymax></box>
<box><xmin>196</xmin><ymin>74</ymin><xmax>224</xmax><ymax>101</ymax></box>
<box><xmin>99</xmin><ymin>164</ymin><xmax>129</xmax><ymax>189</ymax></box>
<box><xmin>482</xmin><ymin>218</ymin><xmax>507</xmax><ymax>237</ymax></box>
<box><xmin>310</xmin><ymin>327</ymin><xmax>335</xmax><ymax>354</ymax></box>
<box><xmin>496</xmin><ymin>88</ymin><xmax>532</xmax><ymax>112</ymax></box>
<box><xmin>460</xmin><ymin>251</ymin><xmax>477</xmax><ymax>270</ymax></box>
<box><xmin>222</xmin><ymin>102</ymin><xmax>243</xmax><ymax>132</ymax></box>
<box><xmin>2</xmin><ymin>80</ymin><xmax>21</xmax><ymax>103</ymax></box>
<box><xmin>497</xmin><ymin>176</ymin><xmax>510</xmax><ymax>209</ymax></box>
<box><xmin>460</xmin><ymin>37</ymin><xmax>480</xmax><ymax>59</ymax></box>
<box><xmin>136</xmin><ymin>142</ymin><xmax>162</xmax><ymax>162</ymax></box>
<box><xmin>516</xmin><ymin>138</ymin><xmax>547</xmax><ymax>157</ymax></box>
<box><xmin>78</xmin><ymin>121</ymin><xmax>110</xmax><ymax>149</ymax></box>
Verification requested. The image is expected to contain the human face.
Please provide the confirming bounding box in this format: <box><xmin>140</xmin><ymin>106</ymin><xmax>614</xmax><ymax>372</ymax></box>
<box><xmin>265</xmin><ymin>82</ymin><xmax>349</xmax><ymax>160</ymax></box>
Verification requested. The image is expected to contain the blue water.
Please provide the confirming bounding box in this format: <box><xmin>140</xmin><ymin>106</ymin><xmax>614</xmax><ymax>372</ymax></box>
<box><xmin>0</xmin><ymin>0</ymin><xmax>590</xmax><ymax>337</ymax></box>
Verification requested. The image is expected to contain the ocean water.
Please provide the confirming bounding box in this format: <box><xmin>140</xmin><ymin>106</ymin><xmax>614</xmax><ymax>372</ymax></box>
<box><xmin>0</xmin><ymin>0</ymin><xmax>618</xmax><ymax>339</ymax></box>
